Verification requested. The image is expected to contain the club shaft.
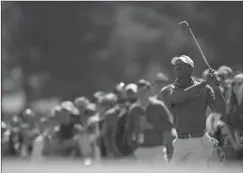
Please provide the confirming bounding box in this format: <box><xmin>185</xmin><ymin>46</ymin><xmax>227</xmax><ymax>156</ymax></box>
<box><xmin>188</xmin><ymin>27</ymin><xmax>211</xmax><ymax>69</ymax></box>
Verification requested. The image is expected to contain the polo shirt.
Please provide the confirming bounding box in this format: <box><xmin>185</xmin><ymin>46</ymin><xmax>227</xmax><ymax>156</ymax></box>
<box><xmin>161</xmin><ymin>81</ymin><xmax>216</xmax><ymax>134</ymax></box>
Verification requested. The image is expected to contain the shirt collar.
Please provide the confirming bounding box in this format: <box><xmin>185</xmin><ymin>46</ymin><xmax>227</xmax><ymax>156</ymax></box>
<box><xmin>174</xmin><ymin>77</ymin><xmax>194</xmax><ymax>88</ymax></box>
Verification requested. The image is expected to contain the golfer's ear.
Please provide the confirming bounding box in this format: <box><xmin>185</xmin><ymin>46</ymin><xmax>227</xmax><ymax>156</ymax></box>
<box><xmin>188</xmin><ymin>65</ymin><xmax>194</xmax><ymax>73</ymax></box>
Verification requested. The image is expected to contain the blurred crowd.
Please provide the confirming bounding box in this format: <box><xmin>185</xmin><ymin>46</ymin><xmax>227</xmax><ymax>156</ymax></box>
<box><xmin>1</xmin><ymin>65</ymin><xmax>243</xmax><ymax>163</ymax></box>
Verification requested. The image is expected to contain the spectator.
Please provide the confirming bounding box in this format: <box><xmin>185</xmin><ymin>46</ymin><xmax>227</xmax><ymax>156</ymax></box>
<box><xmin>85</xmin><ymin>103</ymin><xmax>98</xmax><ymax>125</ymax></box>
<box><xmin>32</xmin><ymin>106</ymin><xmax>61</xmax><ymax>158</ymax></box>
<box><xmin>113</xmin><ymin>96</ymin><xmax>134</xmax><ymax>157</ymax></box>
<box><xmin>217</xmin><ymin>66</ymin><xmax>234</xmax><ymax>79</ymax></box>
<box><xmin>125</xmin><ymin>79</ymin><xmax>173</xmax><ymax>164</ymax></box>
<box><xmin>152</xmin><ymin>73</ymin><xmax>169</xmax><ymax>98</ymax></box>
<box><xmin>114</xmin><ymin>82</ymin><xmax>126</xmax><ymax>98</ymax></box>
<box><xmin>17</xmin><ymin>109</ymin><xmax>41</xmax><ymax>157</ymax></box>
<box><xmin>44</xmin><ymin>101</ymin><xmax>82</xmax><ymax>157</ymax></box>
<box><xmin>7</xmin><ymin>127</ymin><xmax>24</xmax><ymax>157</ymax></box>
<box><xmin>74</xmin><ymin>96</ymin><xmax>90</xmax><ymax>125</ymax></box>
<box><xmin>94</xmin><ymin>93</ymin><xmax>118</xmax><ymax>158</ymax></box>
<box><xmin>227</xmin><ymin>73</ymin><xmax>243</xmax><ymax>131</ymax></box>
<box><xmin>125</xmin><ymin>83</ymin><xmax>138</xmax><ymax>105</ymax></box>
<box><xmin>22</xmin><ymin>109</ymin><xmax>37</xmax><ymax>129</ymax></box>
<box><xmin>217</xmin><ymin>66</ymin><xmax>234</xmax><ymax>107</ymax></box>
<box><xmin>9</xmin><ymin>115</ymin><xmax>22</xmax><ymax>129</ymax></box>
<box><xmin>2</xmin><ymin>121</ymin><xmax>10</xmax><ymax>156</ymax></box>
<box><xmin>226</xmin><ymin>73</ymin><xmax>243</xmax><ymax>159</ymax></box>
<box><xmin>20</xmin><ymin>123</ymin><xmax>39</xmax><ymax>157</ymax></box>
<box><xmin>92</xmin><ymin>91</ymin><xmax>106</xmax><ymax>103</ymax></box>
<box><xmin>103</xmin><ymin>99</ymin><xmax>122</xmax><ymax>157</ymax></box>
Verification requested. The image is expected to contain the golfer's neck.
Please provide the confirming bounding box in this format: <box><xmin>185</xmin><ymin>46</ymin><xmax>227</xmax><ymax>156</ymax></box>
<box><xmin>177</xmin><ymin>76</ymin><xmax>192</xmax><ymax>84</ymax></box>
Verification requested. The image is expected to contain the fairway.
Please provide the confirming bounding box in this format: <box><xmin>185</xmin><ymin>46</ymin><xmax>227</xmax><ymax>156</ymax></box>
<box><xmin>2</xmin><ymin>159</ymin><xmax>242</xmax><ymax>173</ymax></box>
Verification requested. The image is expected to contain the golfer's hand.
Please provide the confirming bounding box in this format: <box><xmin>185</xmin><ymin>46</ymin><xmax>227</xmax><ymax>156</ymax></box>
<box><xmin>210</xmin><ymin>137</ymin><xmax>219</xmax><ymax>147</ymax></box>
<box><xmin>207</xmin><ymin>69</ymin><xmax>220</xmax><ymax>86</ymax></box>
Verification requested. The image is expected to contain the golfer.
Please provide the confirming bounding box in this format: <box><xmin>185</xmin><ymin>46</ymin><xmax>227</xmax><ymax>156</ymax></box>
<box><xmin>160</xmin><ymin>55</ymin><xmax>225</xmax><ymax>166</ymax></box>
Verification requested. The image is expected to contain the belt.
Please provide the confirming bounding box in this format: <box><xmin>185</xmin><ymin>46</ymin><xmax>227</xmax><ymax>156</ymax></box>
<box><xmin>177</xmin><ymin>132</ymin><xmax>205</xmax><ymax>139</ymax></box>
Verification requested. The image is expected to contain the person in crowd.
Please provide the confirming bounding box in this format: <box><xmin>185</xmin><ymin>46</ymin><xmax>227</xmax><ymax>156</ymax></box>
<box><xmin>217</xmin><ymin>66</ymin><xmax>234</xmax><ymax>110</ymax></box>
<box><xmin>74</xmin><ymin>96</ymin><xmax>90</xmax><ymax>125</ymax></box>
<box><xmin>32</xmin><ymin>106</ymin><xmax>61</xmax><ymax>158</ymax></box>
<box><xmin>9</xmin><ymin>115</ymin><xmax>22</xmax><ymax>129</ymax></box>
<box><xmin>152</xmin><ymin>74</ymin><xmax>176</xmax><ymax>162</ymax></box>
<box><xmin>80</xmin><ymin>103</ymin><xmax>99</xmax><ymax>158</ymax></box>
<box><xmin>206</xmin><ymin>71</ymin><xmax>243</xmax><ymax>161</ymax></box>
<box><xmin>103</xmin><ymin>93</ymin><xmax>128</xmax><ymax>158</ymax></box>
<box><xmin>114</xmin><ymin>82</ymin><xmax>126</xmax><ymax>100</ymax></box>
<box><xmin>19</xmin><ymin>123</ymin><xmax>37</xmax><ymax>157</ymax></box>
<box><xmin>83</xmin><ymin>103</ymin><xmax>98</xmax><ymax>127</ymax></box>
<box><xmin>92</xmin><ymin>91</ymin><xmax>107</xmax><ymax>104</ymax></box>
<box><xmin>226</xmin><ymin>73</ymin><xmax>243</xmax><ymax>159</ymax></box>
<box><xmin>160</xmin><ymin>55</ymin><xmax>225</xmax><ymax>166</ymax></box>
<box><xmin>19</xmin><ymin>109</ymin><xmax>41</xmax><ymax>157</ymax></box>
<box><xmin>125</xmin><ymin>83</ymin><xmax>138</xmax><ymax>106</ymax></box>
<box><xmin>42</xmin><ymin>101</ymin><xmax>82</xmax><ymax>157</ymax></box>
<box><xmin>112</xmin><ymin>84</ymin><xmax>138</xmax><ymax>158</ymax></box>
<box><xmin>94</xmin><ymin>93</ymin><xmax>117</xmax><ymax>158</ymax></box>
<box><xmin>7</xmin><ymin>127</ymin><xmax>24</xmax><ymax>157</ymax></box>
<box><xmin>2</xmin><ymin>121</ymin><xmax>10</xmax><ymax>156</ymax></box>
<box><xmin>3</xmin><ymin>116</ymin><xmax>24</xmax><ymax>157</ymax></box>
<box><xmin>152</xmin><ymin>73</ymin><xmax>169</xmax><ymax>99</ymax></box>
<box><xmin>227</xmin><ymin>73</ymin><xmax>243</xmax><ymax>131</ymax></box>
<box><xmin>125</xmin><ymin>79</ymin><xmax>173</xmax><ymax>164</ymax></box>
<box><xmin>22</xmin><ymin>109</ymin><xmax>38</xmax><ymax>129</ymax></box>
<box><xmin>217</xmin><ymin>66</ymin><xmax>234</xmax><ymax>79</ymax></box>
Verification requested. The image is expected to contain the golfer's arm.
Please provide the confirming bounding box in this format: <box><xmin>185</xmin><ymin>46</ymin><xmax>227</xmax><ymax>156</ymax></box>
<box><xmin>164</xmin><ymin>82</ymin><xmax>207</xmax><ymax>104</ymax></box>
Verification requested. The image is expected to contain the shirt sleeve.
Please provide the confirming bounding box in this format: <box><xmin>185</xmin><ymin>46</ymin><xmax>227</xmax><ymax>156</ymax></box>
<box><xmin>160</xmin><ymin>86</ymin><xmax>172</xmax><ymax>111</ymax></box>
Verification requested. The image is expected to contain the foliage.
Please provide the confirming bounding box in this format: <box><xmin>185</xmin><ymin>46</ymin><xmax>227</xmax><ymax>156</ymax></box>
<box><xmin>2</xmin><ymin>2</ymin><xmax>242</xmax><ymax>102</ymax></box>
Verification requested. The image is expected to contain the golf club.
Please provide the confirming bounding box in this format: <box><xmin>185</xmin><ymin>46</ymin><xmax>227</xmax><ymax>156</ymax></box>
<box><xmin>178</xmin><ymin>21</ymin><xmax>212</xmax><ymax>70</ymax></box>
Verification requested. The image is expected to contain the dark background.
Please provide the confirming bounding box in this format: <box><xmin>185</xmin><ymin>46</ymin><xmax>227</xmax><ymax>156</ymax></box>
<box><xmin>2</xmin><ymin>2</ymin><xmax>243</xmax><ymax>111</ymax></box>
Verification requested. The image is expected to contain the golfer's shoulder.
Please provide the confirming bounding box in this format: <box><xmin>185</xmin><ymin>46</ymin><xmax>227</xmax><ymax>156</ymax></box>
<box><xmin>194</xmin><ymin>80</ymin><xmax>212</xmax><ymax>89</ymax></box>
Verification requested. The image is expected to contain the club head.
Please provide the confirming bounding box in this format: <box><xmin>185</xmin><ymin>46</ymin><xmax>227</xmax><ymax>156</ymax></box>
<box><xmin>178</xmin><ymin>21</ymin><xmax>189</xmax><ymax>27</ymax></box>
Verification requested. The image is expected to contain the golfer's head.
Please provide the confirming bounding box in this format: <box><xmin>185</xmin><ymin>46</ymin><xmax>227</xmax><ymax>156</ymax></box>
<box><xmin>171</xmin><ymin>55</ymin><xmax>194</xmax><ymax>78</ymax></box>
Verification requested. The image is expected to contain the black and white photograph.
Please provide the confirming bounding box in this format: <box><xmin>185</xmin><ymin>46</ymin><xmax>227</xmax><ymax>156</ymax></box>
<box><xmin>1</xmin><ymin>1</ymin><xmax>243</xmax><ymax>173</ymax></box>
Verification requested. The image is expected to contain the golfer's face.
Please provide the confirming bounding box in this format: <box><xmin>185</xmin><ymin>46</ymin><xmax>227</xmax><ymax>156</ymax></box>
<box><xmin>174</xmin><ymin>60</ymin><xmax>192</xmax><ymax>78</ymax></box>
